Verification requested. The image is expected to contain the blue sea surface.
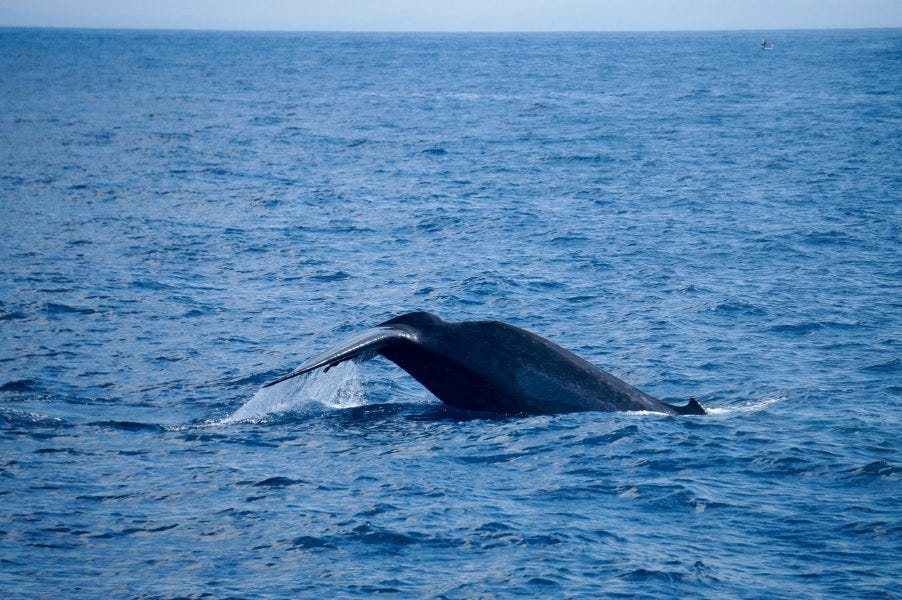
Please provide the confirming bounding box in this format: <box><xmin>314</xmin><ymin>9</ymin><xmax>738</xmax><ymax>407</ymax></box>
<box><xmin>1</xmin><ymin>28</ymin><xmax>900</xmax><ymax>598</ymax></box>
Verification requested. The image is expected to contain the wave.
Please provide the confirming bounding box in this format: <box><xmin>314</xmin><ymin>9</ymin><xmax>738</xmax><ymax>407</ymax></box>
<box><xmin>0</xmin><ymin>408</ymin><xmax>69</xmax><ymax>429</ymax></box>
<box><xmin>704</xmin><ymin>395</ymin><xmax>786</xmax><ymax>416</ymax></box>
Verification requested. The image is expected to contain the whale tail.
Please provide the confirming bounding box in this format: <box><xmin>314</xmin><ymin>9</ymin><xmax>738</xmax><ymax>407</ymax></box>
<box><xmin>668</xmin><ymin>397</ymin><xmax>706</xmax><ymax>415</ymax></box>
<box><xmin>262</xmin><ymin>326</ymin><xmax>418</xmax><ymax>388</ymax></box>
<box><xmin>261</xmin><ymin>313</ymin><xmax>709</xmax><ymax>418</ymax></box>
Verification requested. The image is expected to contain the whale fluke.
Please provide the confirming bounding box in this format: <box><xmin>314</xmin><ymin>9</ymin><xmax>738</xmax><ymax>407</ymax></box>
<box><xmin>262</xmin><ymin>326</ymin><xmax>418</xmax><ymax>388</ymax></box>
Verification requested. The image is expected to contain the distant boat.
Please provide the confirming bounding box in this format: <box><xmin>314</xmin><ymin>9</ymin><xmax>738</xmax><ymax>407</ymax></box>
<box><xmin>760</xmin><ymin>37</ymin><xmax>774</xmax><ymax>50</ymax></box>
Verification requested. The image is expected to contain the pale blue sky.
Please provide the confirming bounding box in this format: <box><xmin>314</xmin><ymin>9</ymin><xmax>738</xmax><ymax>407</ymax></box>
<box><xmin>0</xmin><ymin>0</ymin><xmax>899</xmax><ymax>31</ymax></box>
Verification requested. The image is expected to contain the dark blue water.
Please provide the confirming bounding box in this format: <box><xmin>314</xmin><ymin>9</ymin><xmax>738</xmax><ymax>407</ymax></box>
<box><xmin>1</xmin><ymin>28</ymin><xmax>900</xmax><ymax>598</ymax></box>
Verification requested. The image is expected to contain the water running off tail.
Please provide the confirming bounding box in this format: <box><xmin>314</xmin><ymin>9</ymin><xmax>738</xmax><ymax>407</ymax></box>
<box><xmin>223</xmin><ymin>361</ymin><xmax>366</xmax><ymax>424</ymax></box>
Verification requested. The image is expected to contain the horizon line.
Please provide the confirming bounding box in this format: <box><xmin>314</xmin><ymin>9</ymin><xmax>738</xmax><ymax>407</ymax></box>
<box><xmin>1</xmin><ymin>24</ymin><xmax>900</xmax><ymax>34</ymax></box>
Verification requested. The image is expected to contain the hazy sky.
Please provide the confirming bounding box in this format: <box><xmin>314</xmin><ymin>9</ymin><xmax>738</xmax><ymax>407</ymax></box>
<box><xmin>1</xmin><ymin>0</ymin><xmax>900</xmax><ymax>31</ymax></box>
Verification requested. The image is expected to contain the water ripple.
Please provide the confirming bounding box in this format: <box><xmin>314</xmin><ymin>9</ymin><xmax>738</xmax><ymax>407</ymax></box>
<box><xmin>1</xmin><ymin>28</ymin><xmax>899</xmax><ymax>599</ymax></box>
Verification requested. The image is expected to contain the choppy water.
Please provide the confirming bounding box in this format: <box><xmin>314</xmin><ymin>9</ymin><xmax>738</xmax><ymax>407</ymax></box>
<box><xmin>1</xmin><ymin>28</ymin><xmax>900</xmax><ymax>598</ymax></box>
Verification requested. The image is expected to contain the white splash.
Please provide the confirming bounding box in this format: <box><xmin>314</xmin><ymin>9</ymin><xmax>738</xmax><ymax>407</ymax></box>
<box><xmin>623</xmin><ymin>410</ymin><xmax>673</xmax><ymax>417</ymax></box>
<box><xmin>221</xmin><ymin>361</ymin><xmax>366</xmax><ymax>425</ymax></box>
<box><xmin>704</xmin><ymin>395</ymin><xmax>786</xmax><ymax>416</ymax></box>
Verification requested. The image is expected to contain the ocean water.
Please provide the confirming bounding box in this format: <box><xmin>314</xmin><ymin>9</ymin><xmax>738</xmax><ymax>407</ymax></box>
<box><xmin>1</xmin><ymin>28</ymin><xmax>900</xmax><ymax>598</ymax></box>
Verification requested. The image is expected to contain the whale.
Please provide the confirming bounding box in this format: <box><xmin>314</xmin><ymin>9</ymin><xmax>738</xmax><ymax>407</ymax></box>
<box><xmin>263</xmin><ymin>311</ymin><xmax>705</xmax><ymax>416</ymax></box>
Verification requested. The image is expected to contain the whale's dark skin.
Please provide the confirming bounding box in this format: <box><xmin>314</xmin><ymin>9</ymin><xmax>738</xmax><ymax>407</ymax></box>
<box><xmin>264</xmin><ymin>311</ymin><xmax>705</xmax><ymax>416</ymax></box>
